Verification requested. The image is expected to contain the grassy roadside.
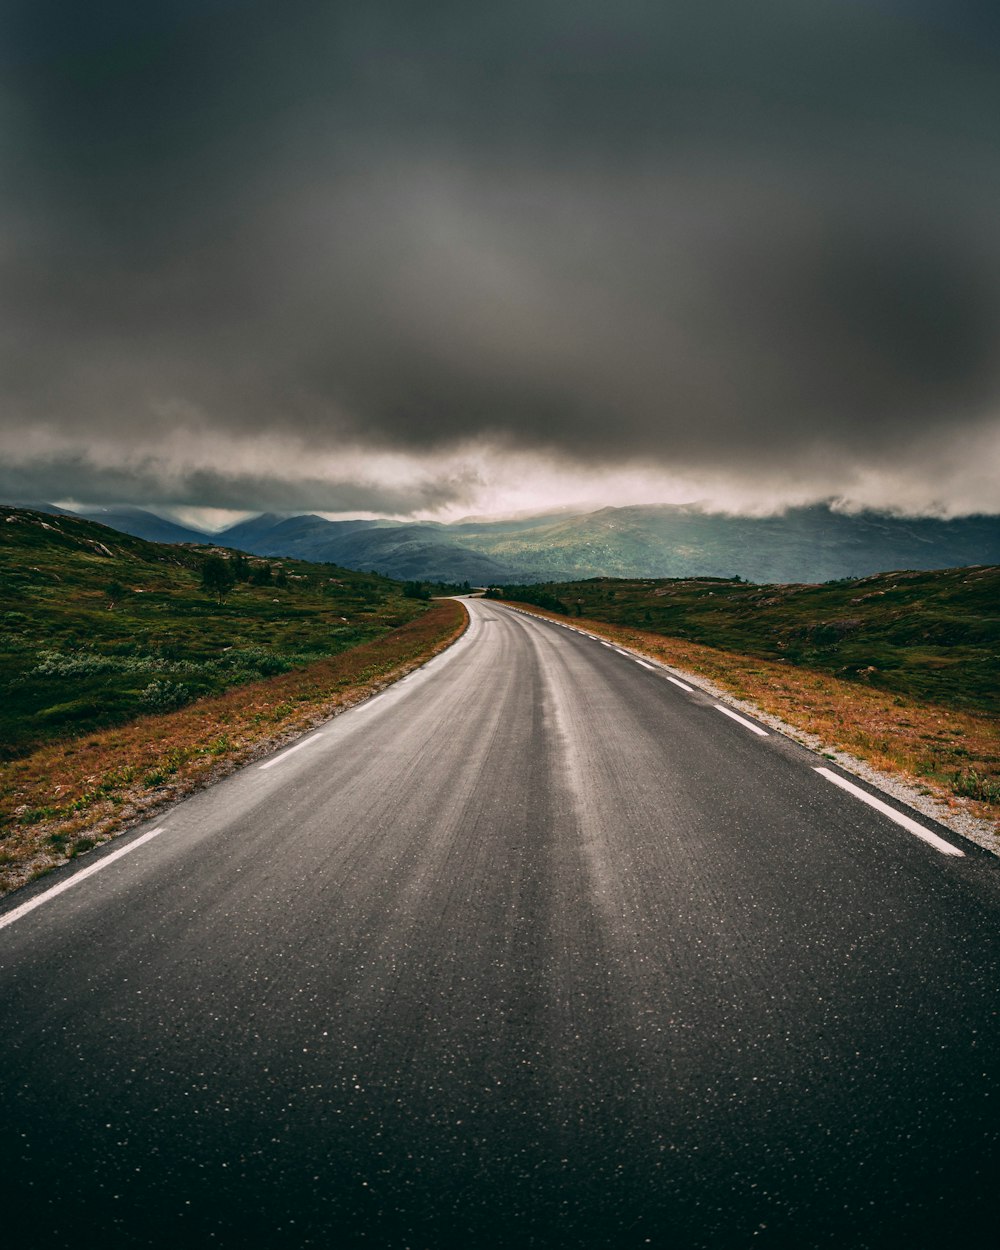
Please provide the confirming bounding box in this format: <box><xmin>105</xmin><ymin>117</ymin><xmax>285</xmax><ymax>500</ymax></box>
<box><xmin>0</xmin><ymin>599</ymin><xmax>467</xmax><ymax>896</ymax></box>
<box><xmin>1</xmin><ymin>505</ymin><xmax>431</xmax><ymax>756</ymax></box>
<box><xmin>503</xmin><ymin>601</ymin><xmax>1000</xmax><ymax>843</ymax></box>
<box><xmin>489</xmin><ymin>567</ymin><xmax>999</xmax><ymax>716</ymax></box>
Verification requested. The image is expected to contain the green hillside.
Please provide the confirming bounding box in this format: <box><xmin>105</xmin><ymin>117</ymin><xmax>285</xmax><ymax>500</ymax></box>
<box><xmin>461</xmin><ymin>505</ymin><xmax>1000</xmax><ymax>582</ymax></box>
<box><xmin>0</xmin><ymin>507</ymin><xmax>427</xmax><ymax>757</ymax></box>
<box><xmin>491</xmin><ymin>566</ymin><xmax>1000</xmax><ymax>716</ymax></box>
<box><xmin>67</xmin><ymin>501</ymin><xmax>1000</xmax><ymax>584</ymax></box>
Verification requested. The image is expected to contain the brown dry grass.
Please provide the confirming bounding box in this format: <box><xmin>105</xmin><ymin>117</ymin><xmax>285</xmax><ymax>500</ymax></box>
<box><xmin>0</xmin><ymin>599</ymin><xmax>467</xmax><ymax>895</ymax></box>
<box><xmin>507</xmin><ymin>603</ymin><xmax>1000</xmax><ymax>837</ymax></box>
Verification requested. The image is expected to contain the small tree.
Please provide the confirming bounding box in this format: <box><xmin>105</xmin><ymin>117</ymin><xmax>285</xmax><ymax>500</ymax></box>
<box><xmin>202</xmin><ymin>555</ymin><xmax>235</xmax><ymax>604</ymax></box>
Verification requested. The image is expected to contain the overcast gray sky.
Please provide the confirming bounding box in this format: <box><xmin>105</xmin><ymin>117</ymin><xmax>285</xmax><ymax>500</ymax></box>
<box><xmin>2</xmin><ymin>1</ymin><xmax>999</xmax><ymax>519</ymax></box>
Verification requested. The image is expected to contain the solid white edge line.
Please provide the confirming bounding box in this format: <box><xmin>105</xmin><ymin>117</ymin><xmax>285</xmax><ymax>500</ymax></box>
<box><xmin>0</xmin><ymin>827</ymin><xmax>166</xmax><ymax>932</ymax></box>
<box><xmin>814</xmin><ymin>767</ymin><xmax>964</xmax><ymax>857</ymax></box>
<box><xmin>259</xmin><ymin>732</ymin><xmax>324</xmax><ymax>770</ymax></box>
<box><xmin>715</xmin><ymin>705</ymin><xmax>769</xmax><ymax>736</ymax></box>
<box><xmin>635</xmin><ymin>659</ymin><xmax>655</xmax><ymax>670</ymax></box>
<box><xmin>666</xmin><ymin>675</ymin><xmax>694</xmax><ymax>692</ymax></box>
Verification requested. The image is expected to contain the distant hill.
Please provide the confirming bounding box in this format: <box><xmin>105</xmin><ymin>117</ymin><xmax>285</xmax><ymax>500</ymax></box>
<box><xmin>5</xmin><ymin>501</ymin><xmax>76</xmax><ymax>517</ymax></box>
<box><xmin>6</xmin><ymin>499</ymin><xmax>999</xmax><ymax>583</ymax></box>
<box><xmin>212</xmin><ymin>504</ymin><xmax>1000</xmax><ymax>584</ymax></box>
<box><xmin>277</xmin><ymin>523</ymin><xmax>517</xmax><ymax>584</ymax></box>
<box><xmin>219</xmin><ymin>514</ymin><xmax>396</xmax><ymax>561</ymax></box>
<box><xmin>213</xmin><ymin>516</ymin><xmax>526</xmax><ymax>583</ymax></box>
<box><xmin>458</xmin><ymin>504</ymin><xmax>1000</xmax><ymax>583</ymax></box>
<box><xmin>68</xmin><ymin>506</ymin><xmax>211</xmax><ymax>546</ymax></box>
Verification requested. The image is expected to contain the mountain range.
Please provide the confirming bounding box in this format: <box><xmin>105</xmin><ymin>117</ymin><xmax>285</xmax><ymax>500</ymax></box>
<box><xmin>10</xmin><ymin>502</ymin><xmax>1000</xmax><ymax>585</ymax></box>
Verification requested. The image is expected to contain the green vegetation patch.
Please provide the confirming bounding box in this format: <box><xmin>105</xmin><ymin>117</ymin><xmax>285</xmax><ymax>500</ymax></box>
<box><xmin>488</xmin><ymin>565</ymin><xmax>1000</xmax><ymax>717</ymax></box>
<box><xmin>0</xmin><ymin>507</ymin><xmax>429</xmax><ymax>757</ymax></box>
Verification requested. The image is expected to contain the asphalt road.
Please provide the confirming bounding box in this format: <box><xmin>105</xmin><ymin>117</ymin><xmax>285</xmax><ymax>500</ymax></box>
<box><xmin>2</xmin><ymin>598</ymin><xmax>999</xmax><ymax>1249</ymax></box>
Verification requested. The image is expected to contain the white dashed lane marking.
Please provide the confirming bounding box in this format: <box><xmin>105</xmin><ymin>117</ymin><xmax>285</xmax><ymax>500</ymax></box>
<box><xmin>815</xmin><ymin>767</ymin><xmax>964</xmax><ymax>857</ymax></box>
<box><xmin>0</xmin><ymin>828</ymin><xmax>166</xmax><ymax>931</ymax></box>
<box><xmin>715</xmin><ymin>705</ymin><xmax>769</xmax><ymax>736</ymax></box>
<box><xmin>260</xmin><ymin>733</ymin><xmax>324</xmax><ymax>770</ymax></box>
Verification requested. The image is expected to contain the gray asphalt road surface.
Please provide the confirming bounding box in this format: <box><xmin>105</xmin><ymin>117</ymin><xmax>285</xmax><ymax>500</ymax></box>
<box><xmin>2</xmin><ymin>598</ymin><xmax>998</xmax><ymax>1248</ymax></box>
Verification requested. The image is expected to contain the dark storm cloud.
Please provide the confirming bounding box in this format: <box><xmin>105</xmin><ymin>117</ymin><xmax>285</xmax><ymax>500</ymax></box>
<box><xmin>2</xmin><ymin>1</ymin><xmax>999</xmax><ymax>510</ymax></box>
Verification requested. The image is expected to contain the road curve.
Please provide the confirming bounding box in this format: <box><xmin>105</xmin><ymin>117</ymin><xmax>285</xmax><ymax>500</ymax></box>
<box><xmin>1</xmin><ymin>598</ymin><xmax>999</xmax><ymax>1248</ymax></box>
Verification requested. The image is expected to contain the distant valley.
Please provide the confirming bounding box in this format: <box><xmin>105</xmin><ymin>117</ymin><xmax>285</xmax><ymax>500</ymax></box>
<box><xmin>13</xmin><ymin>501</ymin><xmax>1000</xmax><ymax>585</ymax></box>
